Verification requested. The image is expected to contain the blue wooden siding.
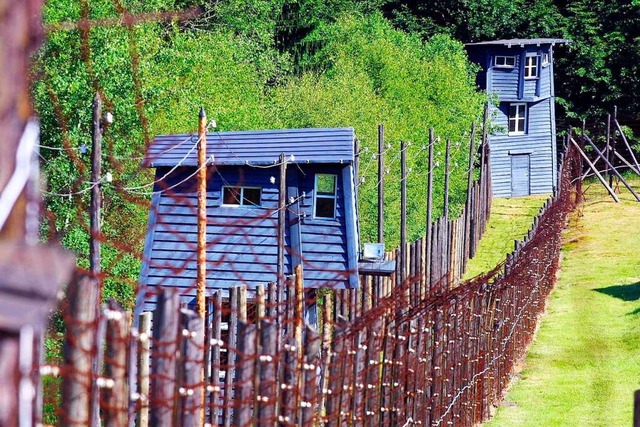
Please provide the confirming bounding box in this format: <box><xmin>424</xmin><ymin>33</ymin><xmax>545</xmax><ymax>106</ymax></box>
<box><xmin>466</xmin><ymin>39</ymin><xmax>568</xmax><ymax>198</ymax></box>
<box><xmin>492</xmin><ymin>66</ymin><xmax>520</xmax><ymax>99</ymax></box>
<box><xmin>140</xmin><ymin>163</ymin><xmax>356</xmax><ymax>310</ymax></box>
<box><xmin>144</xmin><ymin>167</ymin><xmax>286</xmax><ymax>295</ymax></box>
<box><xmin>295</xmin><ymin>164</ymin><xmax>352</xmax><ymax>288</ymax></box>
<box><xmin>489</xmin><ymin>99</ymin><xmax>555</xmax><ymax>197</ymax></box>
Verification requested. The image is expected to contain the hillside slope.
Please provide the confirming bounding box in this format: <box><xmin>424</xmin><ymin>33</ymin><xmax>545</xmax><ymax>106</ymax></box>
<box><xmin>485</xmin><ymin>180</ymin><xmax>640</xmax><ymax>426</ymax></box>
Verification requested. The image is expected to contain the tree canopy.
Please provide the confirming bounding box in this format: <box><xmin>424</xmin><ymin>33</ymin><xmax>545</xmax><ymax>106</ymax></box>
<box><xmin>36</xmin><ymin>0</ymin><xmax>640</xmax><ymax>309</ymax></box>
<box><xmin>37</xmin><ymin>1</ymin><xmax>485</xmax><ymax>307</ymax></box>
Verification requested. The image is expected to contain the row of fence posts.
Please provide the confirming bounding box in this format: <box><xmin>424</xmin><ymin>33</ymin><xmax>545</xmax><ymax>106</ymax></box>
<box><xmin>335</xmin><ymin>121</ymin><xmax>492</xmax><ymax>323</ymax></box>
<box><xmin>50</xmin><ymin>141</ymin><xmax>582</xmax><ymax>426</ymax></box>
<box><xmin>53</xmin><ymin>120</ymin><xmax>495</xmax><ymax>426</ymax></box>
<box><xmin>48</xmin><ymin>127</ymin><xmax>588</xmax><ymax>427</ymax></box>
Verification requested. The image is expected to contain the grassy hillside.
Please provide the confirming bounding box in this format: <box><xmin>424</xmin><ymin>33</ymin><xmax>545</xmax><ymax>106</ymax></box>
<box><xmin>485</xmin><ymin>179</ymin><xmax>640</xmax><ymax>426</ymax></box>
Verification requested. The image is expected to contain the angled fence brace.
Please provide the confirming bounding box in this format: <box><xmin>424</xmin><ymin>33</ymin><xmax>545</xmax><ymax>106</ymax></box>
<box><xmin>614</xmin><ymin>119</ymin><xmax>640</xmax><ymax>174</ymax></box>
<box><xmin>570</xmin><ymin>138</ymin><xmax>619</xmax><ymax>203</ymax></box>
<box><xmin>583</xmin><ymin>135</ymin><xmax>640</xmax><ymax>202</ymax></box>
<box><xmin>614</xmin><ymin>151</ymin><xmax>640</xmax><ymax>175</ymax></box>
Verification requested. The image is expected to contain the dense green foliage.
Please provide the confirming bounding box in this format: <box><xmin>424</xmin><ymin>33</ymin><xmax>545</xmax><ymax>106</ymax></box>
<box><xmin>38</xmin><ymin>1</ymin><xmax>484</xmax><ymax>309</ymax></box>
<box><xmin>269</xmin><ymin>14</ymin><xmax>484</xmax><ymax>243</ymax></box>
<box><xmin>38</xmin><ymin>0</ymin><xmax>640</xmax><ymax>310</ymax></box>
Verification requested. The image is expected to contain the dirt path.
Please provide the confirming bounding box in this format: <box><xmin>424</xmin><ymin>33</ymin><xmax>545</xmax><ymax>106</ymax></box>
<box><xmin>484</xmin><ymin>182</ymin><xmax>640</xmax><ymax>426</ymax></box>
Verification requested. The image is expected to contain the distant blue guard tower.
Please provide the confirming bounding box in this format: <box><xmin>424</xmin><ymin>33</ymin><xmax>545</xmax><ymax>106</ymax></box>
<box><xmin>139</xmin><ymin>127</ymin><xmax>362</xmax><ymax>308</ymax></box>
<box><xmin>466</xmin><ymin>38</ymin><xmax>570</xmax><ymax>197</ymax></box>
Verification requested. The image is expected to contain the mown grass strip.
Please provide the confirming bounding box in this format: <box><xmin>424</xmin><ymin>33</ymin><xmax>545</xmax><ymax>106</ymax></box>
<box><xmin>464</xmin><ymin>195</ymin><xmax>548</xmax><ymax>280</ymax></box>
<box><xmin>485</xmin><ymin>179</ymin><xmax>640</xmax><ymax>426</ymax></box>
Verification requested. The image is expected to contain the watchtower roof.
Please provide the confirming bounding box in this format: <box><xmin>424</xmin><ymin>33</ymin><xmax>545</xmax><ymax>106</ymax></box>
<box><xmin>465</xmin><ymin>38</ymin><xmax>571</xmax><ymax>48</ymax></box>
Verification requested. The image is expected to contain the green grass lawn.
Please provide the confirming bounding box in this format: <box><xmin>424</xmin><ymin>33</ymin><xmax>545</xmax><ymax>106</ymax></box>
<box><xmin>484</xmin><ymin>179</ymin><xmax>640</xmax><ymax>426</ymax></box>
<box><xmin>464</xmin><ymin>195</ymin><xmax>548</xmax><ymax>280</ymax></box>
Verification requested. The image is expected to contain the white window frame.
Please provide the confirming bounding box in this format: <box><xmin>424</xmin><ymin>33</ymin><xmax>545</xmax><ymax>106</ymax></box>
<box><xmin>524</xmin><ymin>55</ymin><xmax>539</xmax><ymax>79</ymax></box>
<box><xmin>495</xmin><ymin>55</ymin><xmax>516</xmax><ymax>68</ymax></box>
<box><xmin>222</xmin><ymin>186</ymin><xmax>262</xmax><ymax>207</ymax></box>
<box><xmin>542</xmin><ymin>52</ymin><xmax>550</xmax><ymax>67</ymax></box>
<box><xmin>508</xmin><ymin>103</ymin><xmax>527</xmax><ymax>135</ymax></box>
<box><xmin>313</xmin><ymin>174</ymin><xmax>337</xmax><ymax>220</ymax></box>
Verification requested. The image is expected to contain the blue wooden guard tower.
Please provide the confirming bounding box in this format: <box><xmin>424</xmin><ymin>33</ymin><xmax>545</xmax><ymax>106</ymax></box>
<box><xmin>139</xmin><ymin>127</ymin><xmax>361</xmax><ymax>307</ymax></box>
<box><xmin>466</xmin><ymin>38</ymin><xmax>570</xmax><ymax>197</ymax></box>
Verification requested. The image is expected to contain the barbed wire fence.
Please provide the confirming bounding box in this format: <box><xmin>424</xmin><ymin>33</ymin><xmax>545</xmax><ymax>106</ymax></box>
<box><xmin>44</xmin><ymin>137</ymin><xmax>581</xmax><ymax>427</ymax></box>
<box><xmin>0</xmin><ymin>2</ymin><xmax>587</xmax><ymax>427</ymax></box>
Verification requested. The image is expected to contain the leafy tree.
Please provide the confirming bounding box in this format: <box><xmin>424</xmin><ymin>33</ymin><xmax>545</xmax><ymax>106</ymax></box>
<box><xmin>269</xmin><ymin>14</ymin><xmax>485</xmax><ymax>245</ymax></box>
<box><xmin>36</xmin><ymin>2</ymin><xmax>485</xmax><ymax>310</ymax></box>
<box><xmin>36</xmin><ymin>0</ymin><xmax>275</xmax><ymax>309</ymax></box>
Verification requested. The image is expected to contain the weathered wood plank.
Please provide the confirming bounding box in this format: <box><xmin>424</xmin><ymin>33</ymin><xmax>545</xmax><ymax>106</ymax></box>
<box><xmin>150</xmin><ymin>288</ymin><xmax>181</xmax><ymax>427</ymax></box>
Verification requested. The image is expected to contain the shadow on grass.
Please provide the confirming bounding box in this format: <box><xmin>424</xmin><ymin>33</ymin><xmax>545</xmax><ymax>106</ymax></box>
<box><xmin>626</xmin><ymin>307</ymin><xmax>640</xmax><ymax>316</ymax></box>
<box><xmin>594</xmin><ymin>281</ymin><xmax>640</xmax><ymax>302</ymax></box>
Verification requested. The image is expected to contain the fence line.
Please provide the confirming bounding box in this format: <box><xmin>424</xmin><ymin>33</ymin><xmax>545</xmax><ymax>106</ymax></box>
<box><xmin>43</xmin><ymin>137</ymin><xmax>582</xmax><ymax>426</ymax></box>
<box><xmin>336</xmin><ymin>138</ymin><xmax>491</xmax><ymax>323</ymax></box>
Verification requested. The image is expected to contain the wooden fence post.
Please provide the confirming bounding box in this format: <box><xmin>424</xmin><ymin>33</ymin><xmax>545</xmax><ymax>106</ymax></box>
<box><xmin>150</xmin><ymin>288</ymin><xmax>181</xmax><ymax>427</ymax></box>
<box><xmin>257</xmin><ymin>321</ymin><xmax>278</xmax><ymax>426</ymax></box>
<box><xmin>234</xmin><ymin>322</ymin><xmax>257</xmax><ymax>427</ymax></box>
<box><xmin>104</xmin><ymin>300</ymin><xmax>128</xmax><ymax>427</ymax></box>
<box><xmin>319</xmin><ymin>294</ymin><xmax>333</xmax><ymax>413</ymax></box>
<box><xmin>378</xmin><ymin>124</ymin><xmax>385</xmax><ymax>245</ymax></box>
<box><xmin>302</xmin><ymin>326</ymin><xmax>321</xmax><ymax>426</ymax></box>
<box><xmin>181</xmin><ymin>310</ymin><xmax>205</xmax><ymax>427</ymax></box>
<box><xmin>426</xmin><ymin>129</ymin><xmax>435</xmax><ymax>292</ymax></box>
<box><xmin>60</xmin><ymin>273</ymin><xmax>99</xmax><ymax>427</ymax></box>
<box><xmin>295</xmin><ymin>265</ymin><xmax>304</xmax><ymax>352</ymax></box>
<box><xmin>277</xmin><ymin>152</ymin><xmax>287</xmax><ymax>292</ymax></box>
<box><xmin>222</xmin><ymin>287</ymin><xmax>240</xmax><ymax>427</ymax></box>
<box><xmin>465</xmin><ymin>122</ymin><xmax>477</xmax><ymax>263</ymax></box>
<box><xmin>280</xmin><ymin>336</ymin><xmax>300</xmax><ymax>426</ymax></box>
<box><xmin>208</xmin><ymin>292</ymin><xmax>223</xmax><ymax>424</ymax></box>
<box><xmin>400</xmin><ymin>140</ymin><xmax>408</xmax><ymax>293</ymax></box>
<box><xmin>325</xmin><ymin>329</ymin><xmax>345</xmax><ymax>424</ymax></box>
<box><xmin>137</xmin><ymin>312</ymin><xmax>152</xmax><ymax>427</ymax></box>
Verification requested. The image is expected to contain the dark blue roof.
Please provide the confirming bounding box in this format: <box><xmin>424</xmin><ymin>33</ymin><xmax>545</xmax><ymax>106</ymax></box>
<box><xmin>145</xmin><ymin>127</ymin><xmax>355</xmax><ymax>167</ymax></box>
<box><xmin>466</xmin><ymin>38</ymin><xmax>571</xmax><ymax>48</ymax></box>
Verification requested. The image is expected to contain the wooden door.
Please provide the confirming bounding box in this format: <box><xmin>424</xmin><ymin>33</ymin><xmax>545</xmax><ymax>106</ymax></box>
<box><xmin>510</xmin><ymin>154</ymin><xmax>531</xmax><ymax>197</ymax></box>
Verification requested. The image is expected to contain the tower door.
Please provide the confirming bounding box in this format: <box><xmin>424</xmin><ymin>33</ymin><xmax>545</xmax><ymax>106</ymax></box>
<box><xmin>511</xmin><ymin>154</ymin><xmax>531</xmax><ymax>197</ymax></box>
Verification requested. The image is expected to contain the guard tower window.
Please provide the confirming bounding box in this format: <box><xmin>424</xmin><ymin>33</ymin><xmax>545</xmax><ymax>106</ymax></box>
<box><xmin>314</xmin><ymin>174</ymin><xmax>337</xmax><ymax>219</ymax></box>
<box><xmin>495</xmin><ymin>56</ymin><xmax>516</xmax><ymax>68</ymax></box>
<box><xmin>222</xmin><ymin>186</ymin><xmax>261</xmax><ymax>207</ymax></box>
<box><xmin>542</xmin><ymin>52</ymin><xmax>550</xmax><ymax>66</ymax></box>
<box><xmin>524</xmin><ymin>56</ymin><xmax>539</xmax><ymax>78</ymax></box>
<box><xmin>508</xmin><ymin>103</ymin><xmax>527</xmax><ymax>135</ymax></box>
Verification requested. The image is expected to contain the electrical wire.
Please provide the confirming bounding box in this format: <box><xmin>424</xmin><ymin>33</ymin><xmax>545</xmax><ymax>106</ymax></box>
<box><xmin>122</xmin><ymin>155</ymin><xmax>214</xmax><ymax>196</ymax></box>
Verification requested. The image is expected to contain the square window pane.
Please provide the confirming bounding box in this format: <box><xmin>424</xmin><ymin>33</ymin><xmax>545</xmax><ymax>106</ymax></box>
<box><xmin>243</xmin><ymin>188</ymin><xmax>261</xmax><ymax>206</ymax></box>
<box><xmin>223</xmin><ymin>187</ymin><xmax>240</xmax><ymax>204</ymax></box>
<box><xmin>315</xmin><ymin>198</ymin><xmax>336</xmax><ymax>218</ymax></box>
<box><xmin>316</xmin><ymin>174</ymin><xmax>336</xmax><ymax>195</ymax></box>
